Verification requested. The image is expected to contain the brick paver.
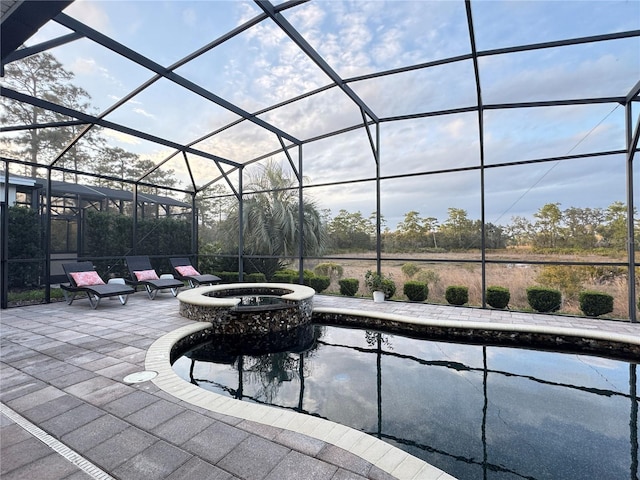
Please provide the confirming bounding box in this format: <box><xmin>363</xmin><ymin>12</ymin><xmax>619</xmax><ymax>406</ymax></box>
<box><xmin>2</xmin><ymin>294</ymin><xmax>638</xmax><ymax>480</ymax></box>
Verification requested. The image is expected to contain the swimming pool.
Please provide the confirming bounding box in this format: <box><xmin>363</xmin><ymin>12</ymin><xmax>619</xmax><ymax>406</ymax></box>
<box><xmin>172</xmin><ymin>325</ymin><xmax>638</xmax><ymax>480</ymax></box>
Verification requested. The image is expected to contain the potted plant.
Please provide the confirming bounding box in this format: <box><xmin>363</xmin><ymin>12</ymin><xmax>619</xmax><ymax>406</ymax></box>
<box><xmin>365</xmin><ymin>270</ymin><xmax>396</xmax><ymax>302</ymax></box>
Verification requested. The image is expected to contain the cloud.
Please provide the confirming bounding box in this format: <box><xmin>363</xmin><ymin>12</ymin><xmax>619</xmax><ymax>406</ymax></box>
<box><xmin>483</xmin><ymin>104</ymin><xmax>625</xmax><ymax>165</ymax></box>
<box><xmin>237</xmin><ymin>2</ymin><xmax>262</xmax><ymax>25</ymax></box>
<box><xmin>480</xmin><ymin>44</ymin><xmax>640</xmax><ymax>104</ymax></box>
<box><xmin>442</xmin><ymin>117</ymin><xmax>469</xmax><ymax>138</ymax></box>
<box><xmin>379</xmin><ymin>112</ymin><xmax>480</xmax><ymax>173</ymax></box>
<box><xmin>289</xmin><ymin>2</ymin><xmax>325</xmax><ymax>32</ymax></box>
<box><xmin>182</xmin><ymin>8</ymin><xmax>198</xmax><ymax>28</ymax></box>
<box><xmin>65</xmin><ymin>0</ymin><xmax>111</xmax><ymax>32</ymax></box>
<box><xmin>347</xmin><ymin>59</ymin><xmax>478</xmax><ymax>119</ymax></box>
<box><xmin>103</xmin><ymin>130</ymin><xmax>141</xmax><ymax>145</ymax></box>
<box><xmin>193</xmin><ymin>118</ymin><xmax>282</xmax><ymax>164</ymax></box>
<box><xmin>483</xmin><ymin>154</ymin><xmax>627</xmax><ymax>223</ymax></box>
<box><xmin>71</xmin><ymin>57</ymin><xmax>98</xmax><ymax>75</ymax></box>
<box><xmin>132</xmin><ymin>107</ymin><xmax>155</xmax><ymax>119</ymax></box>
<box><xmin>371</xmin><ymin>28</ymin><xmax>403</xmax><ymax>64</ymax></box>
<box><xmin>70</xmin><ymin>57</ymin><xmax>121</xmax><ymax>88</ymax></box>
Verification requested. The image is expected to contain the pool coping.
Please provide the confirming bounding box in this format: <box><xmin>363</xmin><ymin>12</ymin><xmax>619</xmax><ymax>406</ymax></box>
<box><xmin>176</xmin><ymin>282</ymin><xmax>316</xmax><ymax>307</ymax></box>
<box><xmin>314</xmin><ymin>307</ymin><xmax>640</xmax><ymax>358</ymax></box>
<box><xmin>145</xmin><ymin>306</ymin><xmax>640</xmax><ymax>480</ymax></box>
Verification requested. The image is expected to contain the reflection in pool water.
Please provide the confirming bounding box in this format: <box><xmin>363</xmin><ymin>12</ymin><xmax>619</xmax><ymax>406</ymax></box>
<box><xmin>172</xmin><ymin>325</ymin><xmax>639</xmax><ymax>480</ymax></box>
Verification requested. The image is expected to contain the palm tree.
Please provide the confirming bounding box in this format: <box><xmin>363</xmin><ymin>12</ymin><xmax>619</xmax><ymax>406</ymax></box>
<box><xmin>228</xmin><ymin>160</ymin><xmax>326</xmax><ymax>279</ymax></box>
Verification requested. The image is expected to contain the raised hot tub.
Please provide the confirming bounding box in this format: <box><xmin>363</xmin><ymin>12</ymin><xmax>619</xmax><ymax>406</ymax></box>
<box><xmin>177</xmin><ymin>283</ymin><xmax>315</xmax><ymax>335</ymax></box>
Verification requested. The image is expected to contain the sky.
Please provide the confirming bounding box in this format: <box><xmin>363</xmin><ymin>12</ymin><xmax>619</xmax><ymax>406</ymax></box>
<box><xmin>14</xmin><ymin>0</ymin><xmax>640</xmax><ymax>230</ymax></box>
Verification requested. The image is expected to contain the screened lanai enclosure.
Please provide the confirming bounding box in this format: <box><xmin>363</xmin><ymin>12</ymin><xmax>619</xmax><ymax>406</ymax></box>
<box><xmin>1</xmin><ymin>0</ymin><xmax>639</xmax><ymax>317</ymax></box>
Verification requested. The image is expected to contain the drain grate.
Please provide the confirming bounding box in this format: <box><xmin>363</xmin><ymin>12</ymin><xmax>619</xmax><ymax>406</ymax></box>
<box><xmin>0</xmin><ymin>402</ymin><xmax>116</xmax><ymax>480</ymax></box>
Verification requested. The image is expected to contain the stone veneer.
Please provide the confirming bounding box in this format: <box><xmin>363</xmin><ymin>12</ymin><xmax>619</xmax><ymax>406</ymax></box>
<box><xmin>313</xmin><ymin>310</ymin><xmax>640</xmax><ymax>361</ymax></box>
<box><xmin>177</xmin><ymin>283</ymin><xmax>315</xmax><ymax>335</ymax></box>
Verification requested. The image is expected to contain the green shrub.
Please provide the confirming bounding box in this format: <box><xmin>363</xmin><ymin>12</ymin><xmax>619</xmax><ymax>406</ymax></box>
<box><xmin>415</xmin><ymin>269</ymin><xmax>440</xmax><ymax>286</ymax></box>
<box><xmin>445</xmin><ymin>285</ymin><xmax>468</xmax><ymax>306</ymax></box>
<box><xmin>85</xmin><ymin>210</ymin><xmax>191</xmax><ymax>276</ymax></box>
<box><xmin>536</xmin><ymin>265</ymin><xmax>585</xmax><ymax>299</ymax></box>
<box><xmin>8</xmin><ymin>288</ymin><xmax>65</xmax><ymax>304</ymax></box>
<box><xmin>313</xmin><ymin>263</ymin><xmax>343</xmax><ymax>280</ymax></box>
<box><xmin>309</xmin><ymin>276</ymin><xmax>330</xmax><ymax>293</ymax></box>
<box><xmin>526</xmin><ymin>287</ymin><xmax>562</xmax><ymax>313</ymax></box>
<box><xmin>364</xmin><ymin>270</ymin><xmax>395</xmax><ymax>298</ymax></box>
<box><xmin>8</xmin><ymin>206</ymin><xmax>43</xmax><ymax>288</ymax></box>
<box><xmin>215</xmin><ymin>271</ymin><xmax>241</xmax><ymax>283</ymax></box>
<box><xmin>245</xmin><ymin>272</ymin><xmax>266</xmax><ymax>282</ymax></box>
<box><xmin>401</xmin><ymin>262</ymin><xmax>420</xmax><ymax>279</ymax></box>
<box><xmin>278</xmin><ymin>269</ymin><xmax>298</xmax><ymax>277</ymax></box>
<box><xmin>403</xmin><ymin>281</ymin><xmax>428</xmax><ymax>302</ymax></box>
<box><xmin>584</xmin><ymin>266</ymin><xmax>626</xmax><ymax>283</ymax></box>
<box><xmin>272</xmin><ymin>272</ymin><xmax>295</xmax><ymax>283</ymax></box>
<box><xmin>486</xmin><ymin>286</ymin><xmax>510</xmax><ymax>309</ymax></box>
<box><xmin>198</xmin><ymin>242</ymin><xmax>231</xmax><ymax>275</ymax></box>
<box><xmin>381</xmin><ymin>278</ymin><xmax>396</xmax><ymax>299</ymax></box>
<box><xmin>302</xmin><ymin>270</ymin><xmax>315</xmax><ymax>286</ymax></box>
<box><xmin>579</xmin><ymin>291</ymin><xmax>613</xmax><ymax>317</ymax></box>
<box><xmin>339</xmin><ymin>278</ymin><xmax>359</xmax><ymax>297</ymax></box>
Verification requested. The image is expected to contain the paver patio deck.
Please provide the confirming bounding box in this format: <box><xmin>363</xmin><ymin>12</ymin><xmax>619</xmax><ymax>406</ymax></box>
<box><xmin>2</xmin><ymin>293</ymin><xmax>639</xmax><ymax>480</ymax></box>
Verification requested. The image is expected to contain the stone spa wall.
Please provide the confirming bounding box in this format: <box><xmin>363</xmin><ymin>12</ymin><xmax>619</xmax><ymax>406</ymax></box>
<box><xmin>177</xmin><ymin>284</ymin><xmax>314</xmax><ymax>336</ymax></box>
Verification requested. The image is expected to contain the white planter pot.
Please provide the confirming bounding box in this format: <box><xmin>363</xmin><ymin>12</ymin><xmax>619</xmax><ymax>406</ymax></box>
<box><xmin>373</xmin><ymin>291</ymin><xmax>385</xmax><ymax>303</ymax></box>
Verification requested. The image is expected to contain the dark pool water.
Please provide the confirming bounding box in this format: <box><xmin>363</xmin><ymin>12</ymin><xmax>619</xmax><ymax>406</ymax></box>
<box><xmin>234</xmin><ymin>295</ymin><xmax>288</xmax><ymax>307</ymax></box>
<box><xmin>203</xmin><ymin>294</ymin><xmax>292</xmax><ymax>310</ymax></box>
<box><xmin>172</xmin><ymin>325</ymin><xmax>639</xmax><ymax>480</ymax></box>
<box><xmin>203</xmin><ymin>293</ymin><xmax>287</xmax><ymax>304</ymax></box>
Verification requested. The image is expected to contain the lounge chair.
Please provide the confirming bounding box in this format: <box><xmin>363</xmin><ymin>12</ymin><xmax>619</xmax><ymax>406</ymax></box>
<box><xmin>61</xmin><ymin>262</ymin><xmax>135</xmax><ymax>309</ymax></box>
<box><xmin>124</xmin><ymin>255</ymin><xmax>184</xmax><ymax>299</ymax></box>
<box><xmin>169</xmin><ymin>257</ymin><xmax>222</xmax><ymax>288</ymax></box>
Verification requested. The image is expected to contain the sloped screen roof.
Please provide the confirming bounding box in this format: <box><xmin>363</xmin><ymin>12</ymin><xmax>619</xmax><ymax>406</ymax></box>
<box><xmin>1</xmin><ymin>0</ymin><xmax>639</xmax><ymax>223</ymax></box>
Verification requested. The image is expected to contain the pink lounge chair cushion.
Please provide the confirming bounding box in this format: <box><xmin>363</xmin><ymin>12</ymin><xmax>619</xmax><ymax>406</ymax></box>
<box><xmin>134</xmin><ymin>269</ymin><xmax>159</xmax><ymax>281</ymax></box>
<box><xmin>70</xmin><ymin>271</ymin><xmax>105</xmax><ymax>287</ymax></box>
<box><xmin>175</xmin><ymin>265</ymin><xmax>200</xmax><ymax>277</ymax></box>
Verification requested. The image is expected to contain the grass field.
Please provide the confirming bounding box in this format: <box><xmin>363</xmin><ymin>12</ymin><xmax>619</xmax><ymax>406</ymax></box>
<box><xmin>307</xmin><ymin>250</ymin><xmax>633</xmax><ymax>320</ymax></box>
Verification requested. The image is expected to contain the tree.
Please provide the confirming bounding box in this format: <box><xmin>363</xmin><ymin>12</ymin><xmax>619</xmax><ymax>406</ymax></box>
<box><xmin>484</xmin><ymin>222</ymin><xmax>506</xmax><ymax>249</ymax></box>
<box><xmin>194</xmin><ymin>184</ymin><xmax>235</xmax><ymax>244</ymax></box>
<box><xmin>135</xmin><ymin>159</ymin><xmax>178</xmax><ymax>192</ymax></box>
<box><xmin>600</xmin><ymin>201</ymin><xmax>629</xmax><ymax>249</ymax></box>
<box><xmin>0</xmin><ymin>52</ymin><xmax>93</xmax><ymax>177</ymax></box>
<box><xmin>92</xmin><ymin>146</ymin><xmax>141</xmax><ymax>190</ymax></box>
<box><xmin>395</xmin><ymin>211</ymin><xmax>425</xmax><ymax>250</ymax></box>
<box><xmin>97</xmin><ymin>151</ymin><xmax>177</xmax><ymax>192</ymax></box>
<box><xmin>440</xmin><ymin>208</ymin><xmax>475</xmax><ymax>249</ymax></box>
<box><xmin>222</xmin><ymin>160</ymin><xmax>326</xmax><ymax>278</ymax></box>
<box><xmin>47</xmin><ymin>83</ymin><xmax>97</xmax><ymax>182</ymax></box>
<box><xmin>423</xmin><ymin>216</ymin><xmax>439</xmax><ymax>248</ymax></box>
<box><xmin>506</xmin><ymin>216</ymin><xmax>534</xmax><ymax>246</ymax></box>
<box><xmin>327</xmin><ymin>209</ymin><xmax>374</xmax><ymax>251</ymax></box>
<box><xmin>2</xmin><ymin>51</ymin><xmax>173</xmax><ymax>190</ymax></box>
<box><xmin>369</xmin><ymin>211</ymin><xmax>386</xmax><ymax>234</ymax></box>
<box><xmin>562</xmin><ymin>206</ymin><xmax>603</xmax><ymax>249</ymax></box>
<box><xmin>533</xmin><ymin>203</ymin><xmax>562</xmax><ymax>248</ymax></box>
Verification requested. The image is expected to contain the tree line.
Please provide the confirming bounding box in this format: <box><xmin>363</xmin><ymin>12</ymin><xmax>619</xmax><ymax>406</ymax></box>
<box><xmin>199</xmin><ymin>162</ymin><xmax>635</xmax><ymax>258</ymax></box>
<box><xmin>313</xmin><ymin>201</ymin><xmax>633</xmax><ymax>253</ymax></box>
